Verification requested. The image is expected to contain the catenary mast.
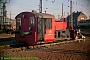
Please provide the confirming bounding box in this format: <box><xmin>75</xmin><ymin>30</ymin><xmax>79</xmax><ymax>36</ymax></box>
<box><xmin>39</xmin><ymin>0</ymin><xmax>42</xmax><ymax>13</ymax></box>
<box><xmin>70</xmin><ymin>0</ymin><xmax>73</xmax><ymax>29</ymax></box>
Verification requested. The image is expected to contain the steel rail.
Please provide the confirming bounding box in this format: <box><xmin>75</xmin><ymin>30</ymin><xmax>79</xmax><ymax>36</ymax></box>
<box><xmin>0</xmin><ymin>38</ymin><xmax>85</xmax><ymax>55</ymax></box>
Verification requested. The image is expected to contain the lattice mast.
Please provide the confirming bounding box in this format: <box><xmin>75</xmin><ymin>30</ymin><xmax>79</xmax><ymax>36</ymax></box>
<box><xmin>39</xmin><ymin>0</ymin><xmax>42</xmax><ymax>13</ymax></box>
<box><xmin>70</xmin><ymin>0</ymin><xmax>73</xmax><ymax>29</ymax></box>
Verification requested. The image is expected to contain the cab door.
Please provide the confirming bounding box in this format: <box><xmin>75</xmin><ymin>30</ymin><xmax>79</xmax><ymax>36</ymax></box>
<box><xmin>21</xmin><ymin>14</ymin><xmax>28</xmax><ymax>31</ymax></box>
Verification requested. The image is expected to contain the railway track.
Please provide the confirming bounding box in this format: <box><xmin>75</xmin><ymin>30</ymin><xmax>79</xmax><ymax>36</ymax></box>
<box><xmin>0</xmin><ymin>37</ymin><xmax>16</xmax><ymax>46</ymax></box>
<box><xmin>0</xmin><ymin>30</ymin><xmax>88</xmax><ymax>56</ymax></box>
<box><xmin>0</xmin><ymin>38</ymin><xmax>85</xmax><ymax>56</ymax></box>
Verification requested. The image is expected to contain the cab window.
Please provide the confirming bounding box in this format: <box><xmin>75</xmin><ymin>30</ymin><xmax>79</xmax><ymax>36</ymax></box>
<box><xmin>44</xmin><ymin>18</ymin><xmax>52</xmax><ymax>29</ymax></box>
<box><xmin>30</xmin><ymin>17</ymin><xmax>34</xmax><ymax>26</ymax></box>
<box><xmin>16</xmin><ymin>18</ymin><xmax>21</xmax><ymax>29</ymax></box>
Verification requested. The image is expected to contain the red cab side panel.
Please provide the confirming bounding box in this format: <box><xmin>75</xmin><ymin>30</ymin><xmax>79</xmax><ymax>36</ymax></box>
<box><xmin>44</xmin><ymin>18</ymin><xmax>55</xmax><ymax>42</ymax></box>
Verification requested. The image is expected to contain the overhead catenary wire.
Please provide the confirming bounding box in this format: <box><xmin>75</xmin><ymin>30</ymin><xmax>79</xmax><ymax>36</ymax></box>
<box><xmin>7</xmin><ymin>1</ymin><xmax>35</xmax><ymax>11</ymax></box>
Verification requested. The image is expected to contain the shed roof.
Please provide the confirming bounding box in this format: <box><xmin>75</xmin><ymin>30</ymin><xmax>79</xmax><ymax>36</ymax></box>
<box><xmin>67</xmin><ymin>11</ymin><xmax>87</xmax><ymax>20</ymax></box>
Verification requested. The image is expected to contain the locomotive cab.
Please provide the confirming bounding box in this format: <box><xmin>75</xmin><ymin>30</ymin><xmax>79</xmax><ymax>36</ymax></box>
<box><xmin>36</xmin><ymin>13</ymin><xmax>55</xmax><ymax>43</ymax></box>
<box><xmin>15</xmin><ymin>12</ymin><xmax>55</xmax><ymax>45</ymax></box>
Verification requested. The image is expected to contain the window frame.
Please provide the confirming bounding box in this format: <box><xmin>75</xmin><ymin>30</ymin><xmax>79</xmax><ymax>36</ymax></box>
<box><xmin>16</xmin><ymin>18</ymin><xmax>21</xmax><ymax>29</ymax></box>
<box><xmin>29</xmin><ymin>17</ymin><xmax>34</xmax><ymax>26</ymax></box>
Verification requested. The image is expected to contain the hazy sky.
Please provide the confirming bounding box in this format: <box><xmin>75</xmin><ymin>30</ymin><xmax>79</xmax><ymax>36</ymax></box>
<box><xmin>6</xmin><ymin>0</ymin><xmax>90</xmax><ymax>19</ymax></box>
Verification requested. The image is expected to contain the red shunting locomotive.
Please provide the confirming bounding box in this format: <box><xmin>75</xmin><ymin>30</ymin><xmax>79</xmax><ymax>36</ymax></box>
<box><xmin>15</xmin><ymin>11</ymin><xmax>76</xmax><ymax>45</ymax></box>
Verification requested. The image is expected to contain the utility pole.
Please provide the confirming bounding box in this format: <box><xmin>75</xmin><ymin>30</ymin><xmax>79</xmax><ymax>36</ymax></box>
<box><xmin>2</xmin><ymin>2</ymin><xmax>6</xmax><ymax>24</ymax></box>
<box><xmin>39</xmin><ymin>0</ymin><xmax>42</xmax><ymax>13</ymax></box>
<box><xmin>2</xmin><ymin>0</ymin><xmax>10</xmax><ymax>24</ymax></box>
<box><xmin>39</xmin><ymin>0</ymin><xmax>55</xmax><ymax>13</ymax></box>
<box><xmin>58</xmin><ymin>14</ymin><xmax>60</xmax><ymax>19</ymax></box>
<box><xmin>0</xmin><ymin>8</ymin><xmax>3</xmax><ymax>24</ymax></box>
<box><xmin>64</xmin><ymin>11</ymin><xmax>65</xmax><ymax>18</ymax></box>
<box><xmin>70</xmin><ymin>0</ymin><xmax>73</xmax><ymax>29</ymax></box>
<box><xmin>10</xmin><ymin>12</ymin><xmax>11</xmax><ymax>24</ymax></box>
<box><xmin>61</xmin><ymin>3</ymin><xmax>64</xmax><ymax>18</ymax></box>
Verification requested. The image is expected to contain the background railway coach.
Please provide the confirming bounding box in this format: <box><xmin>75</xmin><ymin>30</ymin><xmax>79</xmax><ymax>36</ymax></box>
<box><xmin>15</xmin><ymin>11</ymin><xmax>55</xmax><ymax>45</ymax></box>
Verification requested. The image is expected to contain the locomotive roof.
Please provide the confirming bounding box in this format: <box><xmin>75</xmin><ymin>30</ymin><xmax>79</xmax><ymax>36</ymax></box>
<box><xmin>34</xmin><ymin>13</ymin><xmax>55</xmax><ymax>18</ymax></box>
<box><xmin>15</xmin><ymin>12</ymin><xmax>55</xmax><ymax>19</ymax></box>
